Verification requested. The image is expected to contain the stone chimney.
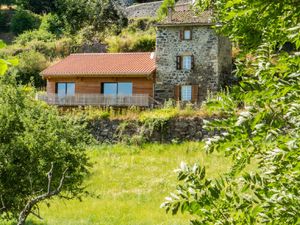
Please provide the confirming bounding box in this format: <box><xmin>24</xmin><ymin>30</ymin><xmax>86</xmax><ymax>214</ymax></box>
<box><xmin>167</xmin><ymin>6</ymin><xmax>173</xmax><ymax>21</ymax></box>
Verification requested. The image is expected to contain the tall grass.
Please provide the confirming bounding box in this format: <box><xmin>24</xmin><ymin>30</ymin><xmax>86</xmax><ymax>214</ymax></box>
<box><xmin>26</xmin><ymin>142</ymin><xmax>231</xmax><ymax>225</ymax></box>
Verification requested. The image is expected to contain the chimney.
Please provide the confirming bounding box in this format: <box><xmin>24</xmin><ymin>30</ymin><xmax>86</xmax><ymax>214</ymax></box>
<box><xmin>167</xmin><ymin>6</ymin><xmax>173</xmax><ymax>21</ymax></box>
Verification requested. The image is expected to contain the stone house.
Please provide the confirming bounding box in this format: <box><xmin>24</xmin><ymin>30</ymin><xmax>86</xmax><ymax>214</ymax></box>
<box><xmin>39</xmin><ymin>1</ymin><xmax>231</xmax><ymax>106</ymax></box>
<box><xmin>155</xmin><ymin>3</ymin><xmax>232</xmax><ymax>103</ymax></box>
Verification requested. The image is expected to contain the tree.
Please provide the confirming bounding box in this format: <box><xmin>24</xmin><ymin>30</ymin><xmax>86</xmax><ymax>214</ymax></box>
<box><xmin>0</xmin><ymin>0</ymin><xmax>15</xmax><ymax>8</ymax></box>
<box><xmin>157</xmin><ymin>0</ymin><xmax>175</xmax><ymax>20</ymax></box>
<box><xmin>54</xmin><ymin>0</ymin><xmax>127</xmax><ymax>35</ymax></box>
<box><xmin>15</xmin><ymin>0</ymin><xmax>58</xmax><ymax>14</ymax></box>
<box><xmin>16</xmin><ymin>50</ymin><xmax>49</xmax><ymax>88</ymax></box>
<box><xmin>10</xmin><ymin>9</ymin><xmax>41</xmax><ymax>34</ymax></box>
<box><xmin>0</xmin><ymin>40</ymin><xmax>18</xmax><ymax>75</ymax></box>
<box><xmin>0</xmin><ymin>65</ymin><xmax>92</xmax><ymax>223</ymax></box>
<box><xmin>162</xmin><ymin>0</ymin><xmax>300</xmax><ymax>224</ymax></box>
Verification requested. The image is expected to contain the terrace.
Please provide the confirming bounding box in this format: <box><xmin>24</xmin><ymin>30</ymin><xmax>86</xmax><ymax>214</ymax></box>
<box><xmin>36</xmin><ymin>93</ymin><xmax>152</xmax><ymax>107</ymax></box>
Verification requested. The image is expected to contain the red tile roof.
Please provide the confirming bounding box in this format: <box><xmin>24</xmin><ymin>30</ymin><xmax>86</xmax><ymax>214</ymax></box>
<box><xmin>41</xmin><ymin>52</ymin><xmax>156</xmax><ymax>77</ymax></box>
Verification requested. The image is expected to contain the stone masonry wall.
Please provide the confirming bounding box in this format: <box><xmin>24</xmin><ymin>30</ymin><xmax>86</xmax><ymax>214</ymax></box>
<box><xmin>125</xmin><ymin>1</ymin><xmax>163</xmax><ymax>19</ymax></box>
<box><xmin>120</xmin><ymin>0</ymin><xmax>135</xmax><ymax>7</ymax></box>
<box><xmin>88</xmin><ymin>117</ymin><xmax>216</xmax><ymax>143</ymax></box>
<box><xmin>155</xmin><ymin>25</ymin><xmax>220</xmax><ymax>103</ymax></box>
<box><xmin>218</xmin><ymin>36</ymin><xmax>232</xmax><ymax>85</ymax></box>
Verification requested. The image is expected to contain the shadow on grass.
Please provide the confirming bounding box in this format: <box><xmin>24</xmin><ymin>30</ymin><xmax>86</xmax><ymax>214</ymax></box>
<box><xmin>25</xmin><ymin>222</ymin><xmax>46</xmax><ymax>225</ymax></box>
<box><xmin>25</xmin><ymin>220</ymin><xmax>47</xmax><ymax>225</ymax></box>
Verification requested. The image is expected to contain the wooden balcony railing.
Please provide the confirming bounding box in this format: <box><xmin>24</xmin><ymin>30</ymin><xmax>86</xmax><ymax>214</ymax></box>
<box><xmin>36</xmin><ymin>93</ymin><xmax>151</xmax><ymax>107</ymax></box>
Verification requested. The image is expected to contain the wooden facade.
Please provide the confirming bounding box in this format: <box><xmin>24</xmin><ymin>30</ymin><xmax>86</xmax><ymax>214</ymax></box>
<box><xmin>46</xmin><ymin>76</ymin><xmax>155</xmax><ymax>97</ymax></box>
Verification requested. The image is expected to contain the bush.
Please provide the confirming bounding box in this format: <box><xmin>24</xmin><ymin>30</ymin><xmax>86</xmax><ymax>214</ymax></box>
<box><xmin>157</xmin><ymin>0</ymin><xmax>175</xmax><ymax>20</ymax></box>
<box><xmin>16</xmin><ymin>50</ymin><xmax>49</xmax><ymax>88</ymax></box>
<box><xmin>54</xmin><ymin>36</ymin><xmax>81</xmax><ymax>57</ymax></box>
<box><xmin>40</xmin><ymin>13</ymin><xmax>64</xmax><ymax>36</ymax></box>
<box><xmin>132</xmin><ymin>35</ymin><xmax>156</xmax><ymax>52</ymax></box>
<box><xmin>127</xmin><ymin>18</ymin><xmax>157</xmax><ymax>32</ymax></box>
<box><xmin>14</xmin><ymin>29</ymin><xmax>56</xmax><ymax>45</ymax></box>
<box><xmin>10</xmin><ymin>9</ymin><xmax>41</xmax><ymax>34</ymax></box>
<box><xmin>106</xmin><ymin>33</ymin><xmax>155</xmax><ymax>52</ymax></box>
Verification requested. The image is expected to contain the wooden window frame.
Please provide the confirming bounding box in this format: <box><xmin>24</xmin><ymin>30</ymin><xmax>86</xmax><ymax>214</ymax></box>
<box><xmin>174</xmin><ymin>85</ymin><xmax>199</xmax><ymax>103</ymax></box>
<box><xmin>55</xmin><ymin>82</ymin><xmax>75</xmax><ymax>95</ymax></box>
<box><xmin>101</xmin><ymin>82</ymin><xmax>133</xmax><ymax>95</ymax></box>
<box><xmin>179</xmin><ymin>29</ymin><xmax>192</xmax><ymax>40</ymax></box>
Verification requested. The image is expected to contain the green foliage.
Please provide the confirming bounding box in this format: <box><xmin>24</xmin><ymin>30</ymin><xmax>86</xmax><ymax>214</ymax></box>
<box><xmin>0</xmin><ymin>75</ymin><xmax>92</xmax><ymax>220</ymax></box>
<box><xmin>39</xmin><ymin>13</ymin><xmax>64</xmax><ymax>36</ymax></box>
<box><xmin>14</xmin><ymin>29</ymin><xmax>56</xmax><ymax>45</ymax></box>
<box><xmin>56</xmin><ymin>0</ymin><xmax>127</xmax><ymax>35</ymax></box>
<box><xmin>15</xmin><ymin>0</ymin><xmax>57</xmax><ymax>14</ymax></box>
<box><xmin>0</xmin><ymin>40</ymin><xmax>18</xmax><ymax>76</ymax></box>
<box><xmin>157</xmin><ymin>0</ymin><xmax>175</xmax><ymax>20</ymax></box>
<box><xmin>0</xmin><ymin>0</ymin><xmax>15</xmax><ymax>6</ymax></box>
<box><xmin>0</xmin><ymin>11</ymin><xmax>9</xmax><ymax>32</ymax></box>
<box><xmin>107</xmin><ymin>33</ymin><xmax>155</xmax><ymax>52</ymax></box>
<box><xmin>131</xmin><ymin>35</ymin><xmax>156</xmax><ymax>52</ymax></box>
<box><xmin>163</xmin><ymin>0</ymin><xmax>300</xmax><ymax>224</ymax></box>
<box><xmin>16</xmin><ymin>50</ymin><xmax>48</xmax><ymax>87</ymax></box>
<box><xmin>106</xmin><ymin>18</ymin><xmax>156</xmax><ymax>53</ymax></box>
<box><xmin>10</xmin><ymin>9</ymin><xmax>41</xmax><ymax>34</ymax></box>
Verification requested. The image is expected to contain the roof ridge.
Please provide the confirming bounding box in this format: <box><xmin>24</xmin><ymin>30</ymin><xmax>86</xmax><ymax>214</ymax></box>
<box><xmin>70</xmin><ymin>52</ymin><xmax>154</xmax><ymax>56</ymax></box>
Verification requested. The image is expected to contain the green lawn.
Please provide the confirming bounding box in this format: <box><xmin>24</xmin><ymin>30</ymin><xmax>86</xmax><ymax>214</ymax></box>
<box><xmin>28</xmin><ymin>142</ymin><xmax>230</xmax><ymax>225</ymax></box>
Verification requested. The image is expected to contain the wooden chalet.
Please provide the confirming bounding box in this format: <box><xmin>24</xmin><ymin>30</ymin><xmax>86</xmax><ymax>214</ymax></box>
<box><xmin>38</xmin><ymin>52</ymin><xmax>156</xmax><ymax>107</ymax></box>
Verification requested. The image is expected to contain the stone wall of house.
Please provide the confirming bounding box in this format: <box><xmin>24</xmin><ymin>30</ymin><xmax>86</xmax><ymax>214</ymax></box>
<box><xmin>155</xmin><ymin>25</ymin><xmax>220</xmax><ymax>103</ymax></box>
<box><xmin>218</xmin><ymin>36</ymin><xmax>232</xmax><ymax>85</ymax></box>
<box><xmin>88</xmin><ymin>117</ymin><xmax>216</xmax><ymax>143</ymax></box>
<box><xmin>125</xmin><ymin>1</ymin><xmax>163</xmax><ymax>19</ymax></box>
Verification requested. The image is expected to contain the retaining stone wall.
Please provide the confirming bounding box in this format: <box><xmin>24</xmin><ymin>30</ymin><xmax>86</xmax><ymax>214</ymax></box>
<box><xmin>125</xmin><ymin>1</ymin><xmax>163</xmax><ymax>19</ymax></box>
<box><xmin>88</xmin><ymin>117</ymin><xmax>216</xmax><ymax>143</ymax></box>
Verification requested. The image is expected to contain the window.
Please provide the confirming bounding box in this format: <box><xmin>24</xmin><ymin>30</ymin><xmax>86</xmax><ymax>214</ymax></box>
<box><xmin>182</xmin><ymin>55</ymin><xmax>192</xmax><ymax>70</ymax></box>
<box><xmin>176</xmin><ymin>55</ymin><xmax>194</xmax><ymax>70</ymax></box>
<box><xmin>181</xmin><ymin>85</ymin><xmax>192</xmax><ymax>101</ymax></box>
<box><xmin>180</xmin><ymin>29</ymin><xmax>192</xmax><ymax>40</ymax></box>
<box><xmin>183</xmin><ymin>30</ymin><xmax>191</xmax><ymax>40</ymax></box>
<box><xmin>102</xmin><ymin>82</ymin><xmax>133</xmax><ymax>95</ymax></box>
<box><xmin>56</xmin><ymin>82</ymin><xmax>75</xmax><ymax>96</ymax></box>
<box><xmin>103</xmin><ymin>83</ymin><xmax>118</xmax><ymax>95</ymax></box>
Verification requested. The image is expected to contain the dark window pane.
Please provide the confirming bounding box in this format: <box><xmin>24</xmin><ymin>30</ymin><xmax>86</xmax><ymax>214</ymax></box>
<box><xmin>103</xmin><ymin>83</ymin><xmax>117</xmax><ymax>95</ymax></box>
<box><xmin>118</xmin><ymin>82</ymin><xmax>132</xmax><ymax>95</ymax></box>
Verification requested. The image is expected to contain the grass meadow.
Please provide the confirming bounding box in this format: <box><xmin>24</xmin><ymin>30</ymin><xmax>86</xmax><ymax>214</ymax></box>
<box><xmin>25</xmin><ymin>142</ymin><xmax>231</xmax><ymax>225</ymax></box>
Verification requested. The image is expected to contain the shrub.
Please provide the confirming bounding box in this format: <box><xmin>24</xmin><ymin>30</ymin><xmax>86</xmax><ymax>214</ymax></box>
<box><xmin>106</xmin><ymin>33</ymin><xmax>155</xmax><ymax>52</ymax></box>
<box><xmin>126</xmin><ymin>18</ymin><xmax>157</xmax><ymax>32</ymax></box>
<box><xmin>14</xmin><ymin>29</ymin><xmax>56</xmax><ymax>45</ymax></box>
<box><xmin>10</xmin><ymin>9</ymin><xmax>41</xmax><ymax>34</ymax></box>
<box><xmin>132</xmin><ymin>35</ymin><xmax>156</xmax><ymax>52</ymax></box>
<box><xmin>16</xmin><ymin>50</ymin><xmax>49</xmax><ymax>88</ymax></box>
<box><xmin>40</xmin><ymin>13</ymin><xmax>64</xmax><ymax>36</ymax></box>
<box><xmin>54</xmin><ymin>36</ymin><xmax>81</xmax><ymax>57</ymax></box>
<box><xmin>157</xmin><ymin>0</ymin><xmax>175</xmax><ymax>20</ymax></box>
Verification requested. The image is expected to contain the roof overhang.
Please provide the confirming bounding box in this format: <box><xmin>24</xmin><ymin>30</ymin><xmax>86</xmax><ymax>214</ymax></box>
<box><xmin>42</xmin><ymin>71</ymin><xmax>156</xmax><ymax>79</ymax></box>
<box><xmin>156</xmin><ymin>22</ymin><xmax>214</xmax><ymax>27</ymax></box>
